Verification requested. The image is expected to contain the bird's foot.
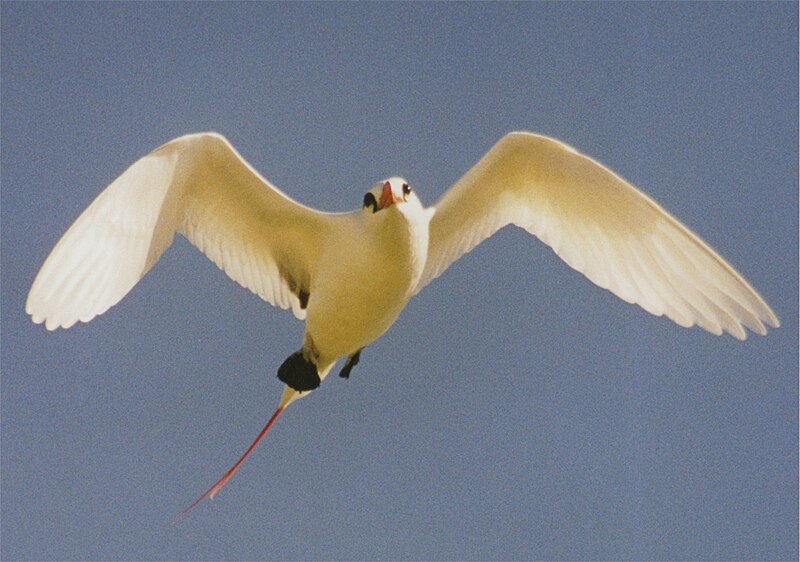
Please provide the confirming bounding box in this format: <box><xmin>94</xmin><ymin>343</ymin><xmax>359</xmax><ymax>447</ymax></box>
<box><xmin>338</xmin><ymin>349</ymin><xmax>362</xmax><ymax>379</ymax></box>
<box><xmin>277</xmin><ymin>351</ymin><xmax>320</xmax><ymax>391</ymax></box>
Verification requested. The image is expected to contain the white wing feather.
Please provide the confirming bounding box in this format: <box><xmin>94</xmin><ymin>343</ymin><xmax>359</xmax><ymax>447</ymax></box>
<box><xmin>27</xmin><ymin>133</ymin><xmax>329</xmax><ymax>330</ymax></box>
<box><xmin>416</xmin><ymin>132</ymin><xmax>779</xmax><ymax>339</ymax></box>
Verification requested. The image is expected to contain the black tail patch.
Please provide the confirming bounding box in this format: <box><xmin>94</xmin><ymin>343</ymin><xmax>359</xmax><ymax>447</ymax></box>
<box><xmin>277</xmin><ymin>351</ymin><xmax>321</xmax><ymax>391</ymax></box>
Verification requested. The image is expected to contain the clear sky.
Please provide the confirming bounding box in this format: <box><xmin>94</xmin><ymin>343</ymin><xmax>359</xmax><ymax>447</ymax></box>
<box><xmin>1</xmin><ymin>3</ymin><xmax>797</xmax><ymax>560</ymax></box>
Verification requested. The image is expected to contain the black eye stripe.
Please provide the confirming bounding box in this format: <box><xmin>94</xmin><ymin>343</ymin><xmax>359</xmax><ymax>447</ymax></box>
<box><xmin>363</xmin><ymin>192</ymin><xmax>379</xmax><ymax>213</ymax></box>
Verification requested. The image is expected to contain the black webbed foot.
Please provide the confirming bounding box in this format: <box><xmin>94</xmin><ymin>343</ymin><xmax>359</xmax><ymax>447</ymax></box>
<box><xmin>278</xmin><ymin>351</ymin><xmax>321</xmax><ymax>391</ymax></box>
<box><xmin>338</xmin><ymin>349</ymin><xmax>362</xmax><ymax>379</ymax></box>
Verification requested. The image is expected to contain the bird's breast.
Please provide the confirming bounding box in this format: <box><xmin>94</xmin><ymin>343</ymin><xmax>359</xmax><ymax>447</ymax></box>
<box><xmin>304</xmin><ymin>209</ymin><xmax>429</xmax><ymax>362</ymax></box>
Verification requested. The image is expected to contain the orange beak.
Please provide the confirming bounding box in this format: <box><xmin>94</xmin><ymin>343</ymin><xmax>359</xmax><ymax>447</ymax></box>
<box><xmin>379</xmin><ymin>181</ymin><xmax>396</xmax><ymax>209</ymax></box>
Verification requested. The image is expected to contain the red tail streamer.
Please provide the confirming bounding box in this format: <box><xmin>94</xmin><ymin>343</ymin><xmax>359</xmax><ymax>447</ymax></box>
<box><xmin>171</xmin><ymin>406</ymin><xmax>285</xmax><ymax>525</ymax></box>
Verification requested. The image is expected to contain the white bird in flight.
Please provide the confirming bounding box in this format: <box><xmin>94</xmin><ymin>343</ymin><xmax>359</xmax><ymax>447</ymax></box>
<box><xmin>26</xmin><ymin>131</ymin><xmax>778</xmax><ymax>522</ymax></box>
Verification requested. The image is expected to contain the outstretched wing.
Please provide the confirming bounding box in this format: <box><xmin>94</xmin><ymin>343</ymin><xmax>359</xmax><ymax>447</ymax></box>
<box><xmin>416</xmin><ymin>132</ymin><xmax>778</xmax><ymax>339</ymax></box>
<box><xmin>27</xmin><ymin>133</ymin><xmax>330</xmax><ymax>330</ymax></box>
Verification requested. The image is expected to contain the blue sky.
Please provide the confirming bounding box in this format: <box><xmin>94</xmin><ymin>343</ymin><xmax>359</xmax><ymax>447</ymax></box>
<box><xmin>1</xmin><ymin>3</ymin><xmax>797</xmax><ymax>560</ymax></box>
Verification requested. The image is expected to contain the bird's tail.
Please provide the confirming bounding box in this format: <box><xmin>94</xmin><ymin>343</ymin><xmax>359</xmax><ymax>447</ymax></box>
<box><xmin>171</xmin><ymin>361</ymin><xmax>337</xmax><ymax>525</ymax></box>
<box><xmin>277</xmin><ymin>361</ymin><xmax>335</xmax><ymax>408</ymax></box>
<box><xmin>277</xmin><ymin>350</ymin><xmax>321</xmax><ymax>391</ymax></box>
<box><xmin>279</xmin><ymin>386</ymin><xmax>304</xmax><ymax>409</ymax></box>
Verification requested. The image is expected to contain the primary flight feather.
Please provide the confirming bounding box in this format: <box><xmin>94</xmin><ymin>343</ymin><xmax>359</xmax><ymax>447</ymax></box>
<box><xmin>26</xmin><ymin>131</ymin><xmax>778</xmax><ymax>521</ymax></box>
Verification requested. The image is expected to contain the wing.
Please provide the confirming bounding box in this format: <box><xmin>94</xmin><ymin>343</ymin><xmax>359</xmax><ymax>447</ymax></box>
<box><xmin>27</xmin><ymin>132</ymin><xmax>330</xmax><ymax>330</ymax></box>
<box><xmin>416</xmin><ymin>132</ymin><xmax>779</xmax><ymax>340</ymax></box>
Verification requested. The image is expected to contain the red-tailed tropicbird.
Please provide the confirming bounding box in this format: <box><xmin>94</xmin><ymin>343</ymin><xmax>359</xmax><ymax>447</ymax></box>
<box><xmin>25</xmin><ymin>132</ymin><xmax>778</xmax><ymax>522</ymax></box>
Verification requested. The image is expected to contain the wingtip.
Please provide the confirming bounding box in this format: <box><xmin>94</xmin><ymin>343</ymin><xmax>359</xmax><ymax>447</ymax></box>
<box><xmin>730</xmin><ymin>326</ymin><xmax>748</xmax><ymax>342</ymax></box>
<box><xmin>747</xmin><ymin>305</ymin><xmax>780</xmax><ymax>336</ymax></box>
<box><xmin>29</xmin><ymin>311</ymin><xmax>64</xmax><ymax>331</ymax></box>
<box><xmin>765</xmin><ymin>310</ymin><xmax>780</xmax><ymax>330</ymax></box>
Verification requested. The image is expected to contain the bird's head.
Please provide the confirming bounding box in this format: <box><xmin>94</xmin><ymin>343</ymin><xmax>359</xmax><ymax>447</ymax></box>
<box><xmin>362</xmin><ymin>177</ymin><xmax>423</xmax><ymax>215</ymax></box>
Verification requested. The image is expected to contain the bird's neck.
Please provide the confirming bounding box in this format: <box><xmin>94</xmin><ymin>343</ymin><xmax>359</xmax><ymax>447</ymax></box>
<box><xmin>383</xmin><ymin>205</ymin><xmax>431</xmax><ymax>295</ymax></box>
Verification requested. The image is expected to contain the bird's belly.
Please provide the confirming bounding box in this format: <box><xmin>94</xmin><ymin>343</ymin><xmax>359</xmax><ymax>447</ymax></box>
<box><xmin>305</xmin><ymin>265</ymin><xmax>412</xmax><ymax>363</ymax></box>
<box><xmin>303</xmin><ymin>205</ymin><xmax>428</xmax><ymax>366</ymax></box>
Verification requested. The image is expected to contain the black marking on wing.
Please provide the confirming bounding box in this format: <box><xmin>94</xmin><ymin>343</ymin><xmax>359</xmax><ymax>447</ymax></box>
<box><xmin>280</xmin><ymin>268</ymin><xmax>311</xmax><ymax>310</ymax></box>
<box><xmin>298</xmin><ymin>289</ymin><xmax>309</xmax><ymax>310</ymax></box>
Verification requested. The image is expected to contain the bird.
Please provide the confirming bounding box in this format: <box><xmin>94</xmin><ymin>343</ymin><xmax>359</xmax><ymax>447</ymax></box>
<box><xmin>26</xmin><ymin>131</ymin><xmax>779</xmax><ymax>522</ymax></box>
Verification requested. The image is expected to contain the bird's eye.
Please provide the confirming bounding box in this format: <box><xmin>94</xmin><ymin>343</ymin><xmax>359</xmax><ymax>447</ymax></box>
<box><xmin>363</xmin><ymin>192</ymin><xmax>378</xmax><ymax>213</ymax></box>
<box><xmin>402</xmin><ymin>182</ymin><xmax>411</xmax><ymax>196</ymax></box>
